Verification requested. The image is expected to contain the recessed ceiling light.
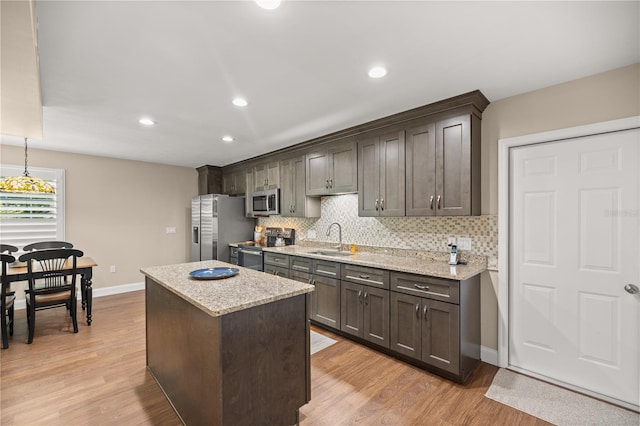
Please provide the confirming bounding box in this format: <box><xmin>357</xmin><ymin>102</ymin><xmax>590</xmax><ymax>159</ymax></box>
<box><xmin>222</xmin><ymin>135</ymin><xmax>234</xmax><ymax>143</ymax></box>
<box><xmin>256</xmin><ymin>0</ymin><xmax>281</xmax><ymax>10</ymax></box>
<box><xmin>368</xmin><ymin>66</ymin><xmax>387</xmax><ymax>79</ymax></box>
<box><xmin>138</xmin><ymin>117</ymin><xmax>156</xmax><ymax>126</ymax></box>
<box><xmin>232</xmin><ymin>97</ymin><xmax>248</xmax><ymax>107</ymax></box>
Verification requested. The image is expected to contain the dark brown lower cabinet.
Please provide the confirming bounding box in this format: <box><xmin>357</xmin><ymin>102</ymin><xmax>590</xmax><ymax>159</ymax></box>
<box><xmin>310</xmin><ymin>274</ymin><xmax>340</xmax><ymax>328</ymax></box>
<box><xmin>341</xmin><ymin>282</ymin><xmax>389</xmax><ymax>348</ymax></box>
<box><xmin>283</xmin><ymin>254</ymin><xmax>480</xmax><ymax>383</ymax></box>
<box><xmin>390</xmin><ymin>292</ymin><xmax>459</xmax><ymax>374</ymax></box>
<box><xmin>264</xmin><ymin>264</ymin><xmax>290</xmax><ymax>278</ymax></box>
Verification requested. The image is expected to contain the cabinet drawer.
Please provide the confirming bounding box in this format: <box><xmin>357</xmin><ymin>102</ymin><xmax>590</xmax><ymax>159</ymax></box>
<box><xmin>290</xmin><ymin>270</ymin><xmax>311</xmax><ymax>284</ymax></box>
<box><xmin>341</xmin><ymin>264</ymin><xmax>389</xmax><ymax>289</ymax></box>
<box><xmin>264</xmin><ymin>252</ymin><xmax>290</xmax><ymax>268</ymax></box>
<box><xmin>290</xmin><ymin>256</ymin><xmax>312</xmax><ymax>273</ymax></box>
<box><xmin>390</xmin><ymin>272</ymin><xmax>459</xmax><ymax>304</ymax></box>
<box><xmin>264</xmin><ymin>264</ymin><xmax>290</xmax><ymax>278</ymax></box>
<box><xmin>313</xmin><ymin>259</ymin><xmax>340</xmax><ymax>278</ymax></box>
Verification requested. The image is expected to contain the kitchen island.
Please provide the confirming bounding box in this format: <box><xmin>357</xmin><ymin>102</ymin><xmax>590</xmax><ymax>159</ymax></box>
<box><xmin>141</xmin><ymin>260</ymin><xmax>315</xmax><ymax>426</ymax></box>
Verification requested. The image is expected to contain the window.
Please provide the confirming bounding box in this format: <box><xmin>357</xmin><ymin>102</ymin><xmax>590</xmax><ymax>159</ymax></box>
<box><xmin>0</xmin><ymin>164</ymin><xmax>65</xmax><ymax>251</ymax></box>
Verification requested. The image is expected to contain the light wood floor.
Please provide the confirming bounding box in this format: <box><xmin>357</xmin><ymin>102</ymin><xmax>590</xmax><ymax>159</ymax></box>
<box><xmin>1</xmin><ymin>291</ymin><xmax>548</xmax><ymax>425</ymax></box>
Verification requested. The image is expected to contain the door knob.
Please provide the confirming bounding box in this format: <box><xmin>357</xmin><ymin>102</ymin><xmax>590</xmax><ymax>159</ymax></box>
<box><xmin>624</xmin><ymin>284</ymin><xmax>639</xmax><ymax>294</ymax></box>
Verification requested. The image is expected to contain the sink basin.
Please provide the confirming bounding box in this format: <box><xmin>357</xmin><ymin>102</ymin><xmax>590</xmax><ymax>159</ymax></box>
<box><xmin>309</xmin><ymin>250</ymin><xmax>353</xmax><ymax>257</ymax></box>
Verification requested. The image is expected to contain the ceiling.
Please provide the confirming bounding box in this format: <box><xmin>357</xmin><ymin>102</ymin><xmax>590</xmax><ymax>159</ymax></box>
<box><xmin>1</xmin><ymin>1</ymin><xmax>638</xmax><ymax>168</ymax></box>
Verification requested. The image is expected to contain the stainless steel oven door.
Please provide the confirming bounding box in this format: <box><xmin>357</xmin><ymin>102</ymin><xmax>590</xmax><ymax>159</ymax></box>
<box><xmin>237</xmin><ymin>246</ymin><xmax>263</xmax><ymax>271</ymax></box>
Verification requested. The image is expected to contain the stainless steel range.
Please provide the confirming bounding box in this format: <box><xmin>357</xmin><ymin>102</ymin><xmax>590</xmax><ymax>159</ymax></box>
<box><xmin>237</xmin><ymin>227</ymin><xmax>295</xmax><ymax>272</ymax></box>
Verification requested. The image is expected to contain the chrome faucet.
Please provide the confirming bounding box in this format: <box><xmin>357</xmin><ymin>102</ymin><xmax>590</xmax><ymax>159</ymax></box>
<box><xmin>326</xmin><ymin>222</ymin><xmax>342</xmax><ymax>251</ymax></box>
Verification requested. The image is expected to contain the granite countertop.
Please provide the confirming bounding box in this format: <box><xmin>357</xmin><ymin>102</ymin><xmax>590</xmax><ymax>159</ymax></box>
<box><xmin>262</xmin><ymin>245</ymin><xmax>487</xmax><ymax>281</ymax></box>
<box><xmin>140</xmin><ymin>260</ymin><xmax>314</xmax><ymax>318</ymax></box>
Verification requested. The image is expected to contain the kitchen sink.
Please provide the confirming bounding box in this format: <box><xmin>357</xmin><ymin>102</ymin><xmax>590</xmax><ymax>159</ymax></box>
<box><xmin>309</xmin><ymin>250</ymin><xmax>353</xmax><ymax>257</ymax></box>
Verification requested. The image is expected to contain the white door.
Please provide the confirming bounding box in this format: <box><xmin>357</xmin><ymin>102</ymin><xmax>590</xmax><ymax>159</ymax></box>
<box><xmin>509</xmin><ymin>128</ymin><xmax>639</xmax><ymax>407</ymax></box>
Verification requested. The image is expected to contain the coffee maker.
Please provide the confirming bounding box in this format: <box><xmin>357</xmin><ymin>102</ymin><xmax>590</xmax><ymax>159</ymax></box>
<box><xmin>266</xmin><ymin>227</ymin><xmax>296</xmax><ymax>247</ymax></box>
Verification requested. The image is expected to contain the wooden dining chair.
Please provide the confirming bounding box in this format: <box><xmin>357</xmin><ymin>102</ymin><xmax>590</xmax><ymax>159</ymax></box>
<box><xmin>0</xmin><ymin>244</ymin><xmax>18</xmax><ymax>254</ymax></box>
<box><xmin>18</xmin><ymin>248</ymin><xmax>84</xmax><ymax>344</ymax></box>
<box><xmin>1</xmin><ymin>253</ymin><xmax>16</xmax><ymax>349</ymax></box>
<box><xmin>23</xmin><ymin>241</ymin><xmax>74</xmax><ymax>251</ymax></box>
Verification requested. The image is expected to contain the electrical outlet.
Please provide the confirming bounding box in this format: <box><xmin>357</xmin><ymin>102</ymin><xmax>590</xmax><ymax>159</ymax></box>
<box><xmin>307</xmin><ymin>229</ymin><xmax>317</xmax><ymax>239</ymax></box>
<box><xmin>110</xmin><ymin>265</ymin><xmax>116</xmax><ymax>273</ymax></box>
<box><xmin>447</xmin><ymin>237</ymin><xmax>457</xmax><ymax>246</ymax></box>
<box><xmin>458</xmin><ymin>237</ymin><xmax>472</xmax><ymax>251</ymax></box>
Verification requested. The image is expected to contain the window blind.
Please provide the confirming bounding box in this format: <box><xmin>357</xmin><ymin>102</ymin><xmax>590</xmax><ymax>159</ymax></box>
<box><xmin>0</xmin><ymin>165</ymin><xmax>65</xmax><ymax>251</ymax></box>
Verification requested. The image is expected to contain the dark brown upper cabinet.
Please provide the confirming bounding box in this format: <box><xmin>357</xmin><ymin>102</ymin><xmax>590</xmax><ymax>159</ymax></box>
<box><xmin>306</xmin><ymin>139</ymin><xmax>357</xmax><ymax>196</ymax></box>
<box><xmin>280</xmin><ymin>156</ymin><xmax>320</xmax><ymax>218</ymax></box>
<box><xmin>222</xmin><ymin>168</ymin><xmax>246</xmax><ymax>196</ymax></box>
<box><xmin>358</xmin><ymin>130</ymin><xmax>406</xmax><ymax>217</ymax></box>
<box><xmin>406</xmin><ymin>114</ymin><xmax>481</xmax><ymax>216</ymax></box>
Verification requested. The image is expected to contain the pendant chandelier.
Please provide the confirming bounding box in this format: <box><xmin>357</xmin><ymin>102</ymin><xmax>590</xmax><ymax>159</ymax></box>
<box><xmin>0</xmin><ymin>138</ymin><xmax>55</xmax><ymax>194</ymax></box>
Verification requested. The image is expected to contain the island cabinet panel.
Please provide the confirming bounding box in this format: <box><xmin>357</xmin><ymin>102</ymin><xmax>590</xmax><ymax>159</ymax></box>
<box><xmin>145</xmin><ymin>277</ymin><xmax>310</xmax><ymax>426</ymax></box>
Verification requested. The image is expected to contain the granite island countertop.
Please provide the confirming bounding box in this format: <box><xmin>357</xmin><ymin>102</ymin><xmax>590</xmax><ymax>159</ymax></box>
<box><xmin>262</xmin><ymin>245</ymin><xmax>487</xmax><ymax>281</ymax></box>
<box><xmin>140</xmin><ymin>260</ymin><xmax>314</xmax><ymax>318</ymax></box>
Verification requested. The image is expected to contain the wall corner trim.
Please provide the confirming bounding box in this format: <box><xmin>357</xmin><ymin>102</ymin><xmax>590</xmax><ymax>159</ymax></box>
<box><xmin>481</xmin><ymin>346</ymin><xmax>498</xmax><ymax>366</ymax></box>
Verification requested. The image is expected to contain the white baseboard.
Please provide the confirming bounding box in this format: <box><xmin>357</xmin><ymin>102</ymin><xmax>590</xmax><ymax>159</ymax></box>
<box><xmin>14</xmin><ymin>281</ymin><xmax>145</xmax><ymax>311</ymax></box>
<box><xmin>481</xmin><ymin>345</ymin><xmax>498</xmax><ymax>366</ymax></box>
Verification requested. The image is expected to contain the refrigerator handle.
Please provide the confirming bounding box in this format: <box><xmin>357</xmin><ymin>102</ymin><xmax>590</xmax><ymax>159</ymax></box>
<box><xmin>193</xmin><ymin>226</ymin><xmax>199</xmax><ymax>244</ymax></box>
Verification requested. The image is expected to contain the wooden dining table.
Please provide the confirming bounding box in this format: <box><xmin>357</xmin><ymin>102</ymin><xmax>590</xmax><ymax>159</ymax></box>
<box><xmin>5</xmin><ymin>257</ymin><xmax>97</xmax><ymax>325</ymax></box>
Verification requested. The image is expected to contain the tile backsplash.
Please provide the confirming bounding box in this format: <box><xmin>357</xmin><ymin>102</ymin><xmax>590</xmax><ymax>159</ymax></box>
<box><xmin>258</xmin><ymin>194</ymin><xmax>498</xmax><ymax>269</ymax></box>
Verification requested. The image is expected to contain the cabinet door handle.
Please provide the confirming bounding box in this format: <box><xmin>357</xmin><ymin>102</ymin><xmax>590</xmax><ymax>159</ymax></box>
<box><xmin>312</xmin><ymin>279</ymin><xmax>316</xmax><ymax>285</ymax></box>
<box><xmin>358</xmin><ymin>290</ymin><xmax>363</xmax><ymax>303</ymax></box>
<box><xmin>325</xmin><ymin>179</ymin><xmax>329</xmax><ymax>189</ymax></box>
<box><xmin>375</xmin><ymin>199</ymin><xmax>379</xmax><ymax>210</ymax></box>
<box><xmin>381</xmin><ymin>198</ymin><xmax>384</xmax><ymax>210</ymax></box>
<box><xmin>359</xmin><ymin>274</ymin><xmax>371</xmax><ymax>279</ymax></box>
<box><xmin>364</xmin><ymin>291</ymin><xmax>368</xmax><ymax>304</ymax></box>
<box><xmin>423</xmin><ymin>305</ymin><xmax>428</xmax><ymax>319</ymax></box>
<box><xmin>415</xmin><ymin>303</ymin><xmax>420</xmax><ymax>318</ymax></box>
<box><xmin>414</xmin><ymin>284</ymin><xmax>430</xmax><ymax>291</ymax></box>
<box><xmin>292</xmin><ymin>203</ymin><xmax>295</xmax><ymax>213</ymax></box>
<box><xmin>329</xmin><ymin>178</ymin><xmax>333</xmax><ymax>188</ymax></box>
<box><xmin>308</xmin><ymin>278</ymin><xmax>313</xmax><ymax>284</ymax></box>
<box><xmin>274</xmin><ymin>271</ymin><xmax>279</xmax><ymax>276</ymax></box>
<box><xmin>430</xmin><ymin>195</ymin><xmax>434</xmax><ymax>210</ymax></box>
<box><xmin>436</xmin><ymin>195</ymin><xmax>441</xmax><ymax>209</ymax></box>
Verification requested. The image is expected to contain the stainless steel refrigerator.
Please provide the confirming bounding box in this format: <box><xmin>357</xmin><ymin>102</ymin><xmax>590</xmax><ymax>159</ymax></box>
<box><xmin>191</xmin><ymin>194</ymin><xmax>253</xmax><ymax>262</ymax></box>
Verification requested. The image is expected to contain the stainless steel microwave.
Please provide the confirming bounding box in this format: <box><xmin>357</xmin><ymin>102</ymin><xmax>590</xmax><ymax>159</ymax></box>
<box><xmin>251</xmin><ymin>188</ymin><xmax>280</xmax><ymax>215</ymax></box>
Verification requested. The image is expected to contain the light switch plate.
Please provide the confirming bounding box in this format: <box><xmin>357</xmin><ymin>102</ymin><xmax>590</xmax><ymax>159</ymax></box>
<box><xmin>458</xmin><ymin>237</ymin><xmax>472</xmax><ymax>251</ymax></box>
<box><xmin>166</xmin><ymin>226</ymin><xmax>177</xmax><ymax>234</ymax></box>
